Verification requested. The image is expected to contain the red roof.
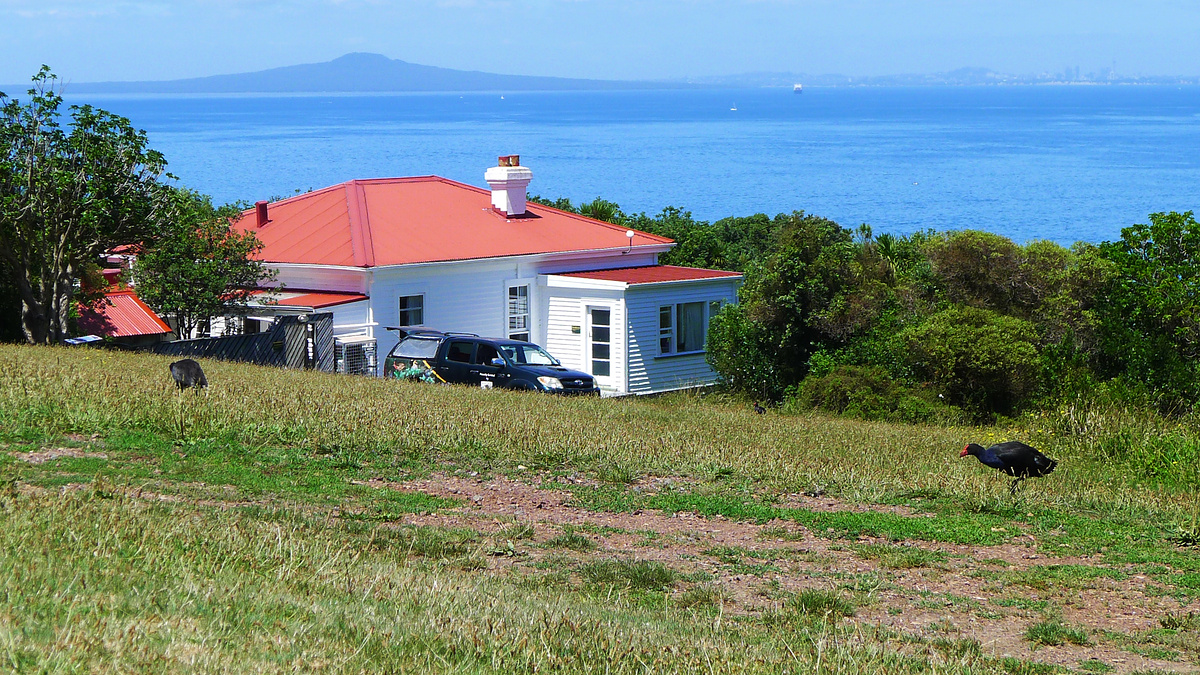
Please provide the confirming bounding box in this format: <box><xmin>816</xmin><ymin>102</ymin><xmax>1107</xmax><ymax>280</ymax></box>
<box><xmin>231</xmin><ymin>176</ymin><xmax>673</xmax><ymax>268</ymax></box>
<box><xmin>251</xmin><ymin>291</ymin><xmax>369</xmax><ymax>309</ymax></box>
<box><xmin>557</xmin><ymin>265</ymin><xmax>743</xmax><ymax>285</ymax></box>
<box><xmin>76</xmin><ymin>290</ymin><xmax>172</xmax><ymax>338</ymax></box>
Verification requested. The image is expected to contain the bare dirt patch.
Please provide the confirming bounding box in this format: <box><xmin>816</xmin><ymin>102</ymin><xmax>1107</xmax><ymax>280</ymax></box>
<box><xmin>366</xmin><ymin>472</ymin><xmax>1200</xmax><ymax>674</ymax></box>
<box><xmin>11</xmin><ymin>448</ymin><xmax>108</xmax><ymax>465</ymax></box>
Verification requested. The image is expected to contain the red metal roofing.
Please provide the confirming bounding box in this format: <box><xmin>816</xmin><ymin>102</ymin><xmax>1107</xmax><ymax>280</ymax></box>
<box><xmin>275</xmin><ymin>292</ymin><xmax>369</xmax><ymax>309</ymax></box>
<box><xmin>557</xmin><ymin>265</ymin><xmax>743</xmax><ymax>285</ymax></box>
<box><xmin>231</xmin><ymin>176</ymin><xmax>673</xmax><ymax>268</ymax></box>
<box><xmin>76</xmin><ymin>290</ymin><xmax>172</xmax><ymax>338</ymax></box>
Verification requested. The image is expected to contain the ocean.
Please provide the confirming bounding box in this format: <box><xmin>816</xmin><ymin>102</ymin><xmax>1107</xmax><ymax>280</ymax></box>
<box><xmin>66</xmin><ymin>86</ymin><xmax>1200</xmax><ymax>245</ymax></box>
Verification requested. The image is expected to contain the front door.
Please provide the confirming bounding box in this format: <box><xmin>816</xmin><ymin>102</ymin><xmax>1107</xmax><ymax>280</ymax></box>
<box><xmin>587</xmin><ymin>306</ymin><xmax>613</xmax><ymax>387</ymax></box>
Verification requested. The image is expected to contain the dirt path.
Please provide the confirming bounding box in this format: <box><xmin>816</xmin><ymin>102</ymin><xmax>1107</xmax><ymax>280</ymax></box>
<box><xmin>371</xmin><ymin>472</ymin><xmax>1200</xmax><ymax>674</ymax></box>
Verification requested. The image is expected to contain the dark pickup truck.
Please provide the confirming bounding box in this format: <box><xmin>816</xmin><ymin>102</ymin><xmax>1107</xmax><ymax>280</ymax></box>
<box><xmin>383</xmin><ymin>329</ymin><xmax>601</xmax><ymax>395</ymax></box>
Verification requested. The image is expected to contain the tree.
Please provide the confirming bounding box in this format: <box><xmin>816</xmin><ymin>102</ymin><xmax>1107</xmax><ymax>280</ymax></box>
<box><xmin>900</xmin><ymin>306</ymin><xmax>1040</xmax><ymax>415</ymax></box>
<box><xmin>135</xmin><ymin>189</ymin><xmax>276</xmax><ymax>339</ymax></box>
<box><xmin>0</xmin><ymin>67</ymin><xmax>167</xmax><ymax>344</ymax></box>
<box><xmin>1096</xmin><ymin>211</ymin><xmax>1200</xmax><ymax>409</ymax></box>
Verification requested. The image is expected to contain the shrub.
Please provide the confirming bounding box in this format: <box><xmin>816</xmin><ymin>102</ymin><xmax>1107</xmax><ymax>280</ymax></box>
<box><xmin>787</xmin><ymin>365</ymin><xmax>938</xmax><ymax>424</ymax></box>
<box><xmin>900</xmin><ymin>306</ymin><xmax>1040</xmax><ymax>416</ymax></box>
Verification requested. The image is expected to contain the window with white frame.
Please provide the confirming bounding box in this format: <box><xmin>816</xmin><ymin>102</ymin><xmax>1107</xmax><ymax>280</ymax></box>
<box><xmin>658</xmin><ymin>300</ymin><xmax>724</xmax><ymax>355</ymax></box>
<box><xmin>507</xmin><ymin>285</ymin><xmax>530</xmax><ymax>341</ymax></box>
<box><xmin>398</xmin><ymin>294</ymin><xmax>424</xmax><ymax>327</ymax></box>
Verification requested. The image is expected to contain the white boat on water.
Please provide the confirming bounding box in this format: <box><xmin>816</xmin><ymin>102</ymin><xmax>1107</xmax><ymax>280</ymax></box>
<box><xmin>793</xmin><ymin>84</ymin><xmax>803</xmax><ymax>93</ymax></box>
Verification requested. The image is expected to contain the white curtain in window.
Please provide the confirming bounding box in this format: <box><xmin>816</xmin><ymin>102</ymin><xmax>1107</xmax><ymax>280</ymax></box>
<box><xmin>677</xmin><ymin>302</ymin><xmax>704</xmax><ymax>352</ymax></box>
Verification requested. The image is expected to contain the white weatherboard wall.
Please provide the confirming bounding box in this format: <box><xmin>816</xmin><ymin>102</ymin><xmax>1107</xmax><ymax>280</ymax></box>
<box><xmin>625</xmin><ymin>279</ymin><xmax>741</xmax><ymax>394</ymax></box>
<box><xmin>366</xmin><ymin>250</ymin><xmax>659</xmax><ymax>375</ymax></box>
<box><xmin>327</xmin><ymin>301</ymin><xmax>371</xmax><ymax>337</ymax></box>
<box><xmin>541</xmin><ymin>284</ymin><xmax>625</xmax><ymax>393</ymax></box>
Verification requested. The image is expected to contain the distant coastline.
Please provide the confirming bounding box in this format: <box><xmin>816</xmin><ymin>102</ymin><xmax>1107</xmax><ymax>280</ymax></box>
<box><xmin>4</xmin><ymin>54</ymin><xmax>1197</xmax><ymax>95</ymax></box>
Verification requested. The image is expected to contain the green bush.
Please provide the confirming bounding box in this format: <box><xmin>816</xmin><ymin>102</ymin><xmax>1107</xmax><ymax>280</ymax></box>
<box><xmin>706</xmin><ymin>303</ymin><xmax>783</xmax><ymax>399</ymax></box>
<box><xmin>787</xmin><ymin>366</ymin><xmax>937</xmax><ymax>424</ymax></box>
<box><xmin>900</xmin><ymin>306</ymin><xmax>1040</xmax><ymax>416</ymax></box>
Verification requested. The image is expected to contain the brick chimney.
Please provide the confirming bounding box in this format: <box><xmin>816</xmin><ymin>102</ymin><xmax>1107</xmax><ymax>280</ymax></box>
<box><xmin>484</xmin><ymin>155</ymin><xmax>533</xmax><ymax>217</ymax></box>
<box><xmin>255</xmin><ymin>200</ymin><xmax>269</xmax><ymax>227</ymax></box>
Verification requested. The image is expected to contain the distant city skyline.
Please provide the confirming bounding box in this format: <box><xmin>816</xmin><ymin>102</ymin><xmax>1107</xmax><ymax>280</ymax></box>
<box><xmin>2</xmin><ymin>0</ymin><xmax>1199</xmax><ymax>85</ymax></box>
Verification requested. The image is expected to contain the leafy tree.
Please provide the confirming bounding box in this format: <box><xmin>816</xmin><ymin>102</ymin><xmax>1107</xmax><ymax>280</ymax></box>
<box><xmin>1096</xmin><ymin>211</ymin><xmax>1200</xmax><ymax>409</ymax></box>
<box><xmin>706</xmin><ymin>303</ymin><xmax>781</xmax><ymax>398</ymax></box>
<box><xmin>900</xmin><ymin>306</ymin><xmax>1040</xmax><ymax>415</ymax></box>
<box><xmin>0</xmin><ymin>67</ymin><xmax>168</xmax><ymax>343</ymax></box>
<box><xmin>923</xmin><ymin>230</ymin><xmax>1029</xmax><ymax>314</ymax></box>
<box><xmin>135</xmin><ymin>189</ymin><xmax>276</xmax><ymax>338</ymax></box>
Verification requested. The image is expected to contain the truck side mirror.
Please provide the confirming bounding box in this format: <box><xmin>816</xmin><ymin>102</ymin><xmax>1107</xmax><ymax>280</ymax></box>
<box><xmin>490</xmin><ymin>357</ymin><xmax>506</xmax><ymax>368</ymax></box>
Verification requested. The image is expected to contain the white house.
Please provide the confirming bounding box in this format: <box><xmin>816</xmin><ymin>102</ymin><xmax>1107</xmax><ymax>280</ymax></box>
<box><xmin>234</xmin><ymin>156</ymin><xmax>742</xmax><ymax>395</ymax></box>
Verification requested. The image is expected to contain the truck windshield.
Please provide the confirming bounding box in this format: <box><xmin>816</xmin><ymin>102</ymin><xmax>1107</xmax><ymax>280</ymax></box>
<box><xmin>500</xmin><ymin>344</ymin><xmax>560</xmax><ymax>366</ymax></box>
<box><xmin>394</xmin><ymin>337</ymin><xmax>441</xmax><ymax>359</ymax></box>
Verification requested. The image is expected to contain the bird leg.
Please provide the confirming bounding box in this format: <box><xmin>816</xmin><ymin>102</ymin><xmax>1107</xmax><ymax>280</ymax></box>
<box><xmin>1009</xmin><ymin>478</ymin><xmax>1023</xmax><ymax>497</ymax></box>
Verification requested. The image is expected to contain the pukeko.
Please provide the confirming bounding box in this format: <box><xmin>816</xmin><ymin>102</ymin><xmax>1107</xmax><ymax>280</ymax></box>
<box><xmin>961</xmin><ymin>441</ymin><xmax>1057</xmax><ymax>495</ymax></box>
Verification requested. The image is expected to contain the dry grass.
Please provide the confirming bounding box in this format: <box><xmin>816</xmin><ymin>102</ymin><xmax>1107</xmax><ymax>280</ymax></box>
<box><xmin>0</xmin><ymin>345</ymin><xmax>1194</xmax><ymax>518</ymax></box>
<box><xmin>2</xmin><ymin>344</ymin><xmax>1199</xmax><ymax>673</ymax></box>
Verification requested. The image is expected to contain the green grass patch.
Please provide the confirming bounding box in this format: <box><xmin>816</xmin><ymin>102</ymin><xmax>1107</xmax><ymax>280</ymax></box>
<box><xmin>546</xmin><ymin>527</ymin><xmax>598</xmax><ymax>552</ymax></box>
<box><xmin>982</xmin><ymin>564</ymin><xmax>1127</xmax><ymax>591</ymax></box>
<box><xmin>786</xmin><ymin>588</ymin><xmax>856</xmax><ymax>618</ymax></box>
<box><xmin>580</xmin><ymin>559</ymin><xmax>678</xmax><ymax>591</ymax></box>
<box><xmin>853</xmin><ymin>543</ymin><xmax>949</xmax><ymax>569</ymax></box>
<box><xmin>1025</xmin><ymin>619</ymin><xmax>1091</xmax><ymax>647</ymax></box>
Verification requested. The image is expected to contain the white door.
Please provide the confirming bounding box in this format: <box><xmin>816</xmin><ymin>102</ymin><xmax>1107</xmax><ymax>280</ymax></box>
<box><xmin>586</xmin><ymin>306</ymin><xmax>613</xmax><ymax>387</ymax></box>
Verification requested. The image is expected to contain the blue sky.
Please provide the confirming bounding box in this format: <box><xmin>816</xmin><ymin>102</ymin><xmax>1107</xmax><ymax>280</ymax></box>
<box><xmin>2</xmin><ymin>0</ymin><xmax>1198</xmax><ymax>84</ymax></box>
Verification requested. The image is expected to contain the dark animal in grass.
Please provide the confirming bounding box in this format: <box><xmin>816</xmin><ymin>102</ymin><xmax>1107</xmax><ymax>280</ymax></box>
<box><xmin>169</xmin><ymin>359</ymin><xmax>207</xmax><ymax>392</ymax></box>
<box><xmin>754</xmin><ymin>402</ymin><xmax>766</xmax><ymax>415</ymax></box>
<box><xmin>961</xmin><ymin>441</ymin><xmax>1057</xmax><ymax>495</ymax></box>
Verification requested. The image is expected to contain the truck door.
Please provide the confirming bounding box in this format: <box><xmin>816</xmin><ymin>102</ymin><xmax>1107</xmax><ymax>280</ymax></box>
<box><xmin>473</xmin><ymin>342</ymin><xmax>507</xmax><ymax>388</ymax></box>
<box><xmin>441</xmin><ymin>339</ymin><xmax>476</xmax><ymax>384</ymax></box>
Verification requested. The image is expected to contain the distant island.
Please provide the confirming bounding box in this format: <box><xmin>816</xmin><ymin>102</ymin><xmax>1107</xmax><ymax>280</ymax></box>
<box><xmin>44</xmin><ymin>53</ymin><xmax>696</xmax><ymax>95</ymax></box>
<box><xmin>11</xmin><ymin>55</ymin><xmax>1198</xmax><ymax>95</ymax></box>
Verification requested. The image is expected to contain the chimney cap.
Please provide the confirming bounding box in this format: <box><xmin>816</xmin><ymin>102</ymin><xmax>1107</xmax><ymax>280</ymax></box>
<box><xmin>498</xmin><ymin>155</ymin><xmax>520</xmax><ymax>167</ymax></box>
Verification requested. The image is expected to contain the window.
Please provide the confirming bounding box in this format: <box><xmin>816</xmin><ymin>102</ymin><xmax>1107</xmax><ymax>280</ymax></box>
<box><xmin>658</xmin><ymin>300</ymin><xmax>723</xmax><ymax>356</ymax></box>
<box><xmin>676</xmin><ymin>302</ymin><xmax>705</xmax><ymax>352</ymax></box>
<box><xmin>659</xmin><ymin>306</ymin><xmax>674</xmax><ymax>353</ymax></box>
<box><xmin>398</xmin><ymin>295</ymin><xmax>424</xmax><ymax>326</ymax></box>
<box><xmin>446</xmin><ymin>340</ymin><xmax>474</xmax><ymax>363</ymax></box>
<box><xmin>507</xmin><ymin>285</ymin><xmax>530</xmax><ymax>341</ymax></box>
<box><xmin>500</xmin><ymin>344</ymin><xmax>559</xmax><ymax>366</ymax></box>
<box><xmin>391</xmin><ymin>336</ymin><xmax>440</xmax><ymax>359</ymax></box>
<box><xmin>474</xmin><ymin>343</ymin><xmax>501</xmax><ymax>365</ymax></box>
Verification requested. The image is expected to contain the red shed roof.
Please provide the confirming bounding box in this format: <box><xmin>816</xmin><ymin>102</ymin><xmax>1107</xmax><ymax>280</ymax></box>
<box><xmin>250</xmin><ymin>290</ymin><xmax>369</xmax><ymax>309</ymax></box>
<box><xmin>76</xmin><ymin>290</ymin><xmax>172</xmax><ymax>338</ymax></box>
<box><xmin>557</xmin><ymin>265</ymin><xmax>743</xmax><ymax>285</ymax></box>
<box><xmin>232</xmin><ymin>176</ymin><xmax>673</xmax><ymax>268</ymax></box>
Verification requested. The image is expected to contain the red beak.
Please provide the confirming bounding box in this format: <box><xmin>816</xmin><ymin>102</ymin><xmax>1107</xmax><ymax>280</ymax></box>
<box><xmin>960</xmin><ymin>445</ymin><xmax>970</xmax><ymax>457</ymax></box>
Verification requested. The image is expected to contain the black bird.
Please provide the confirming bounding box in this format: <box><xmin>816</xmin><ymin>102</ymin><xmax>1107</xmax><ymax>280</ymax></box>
<box><xmin>961</xmin><ymin>441</ymin><xmax>1057</xmax><ymax>495</ymax></box>
<box><xmin>754</xmin><ymin>402</ymin><xmax>766</xmax><ymax>415</ymax></box>
<box><xmin>170</xmin><ymin>359</ymin><xmax>208</xmax><ymax>392</ymax></box>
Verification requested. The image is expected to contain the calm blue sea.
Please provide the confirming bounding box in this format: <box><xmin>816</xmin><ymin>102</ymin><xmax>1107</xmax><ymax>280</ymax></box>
<box><xmin>67</xmin><ymin>86</ymin><xmax>1200</xmax><ymax>245</ymax></box>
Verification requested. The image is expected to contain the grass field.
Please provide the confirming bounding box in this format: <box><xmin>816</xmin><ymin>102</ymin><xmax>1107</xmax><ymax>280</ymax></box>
<box><xmin>1</xmin><ymin>344</ymin><xmax>1198</xmax><ymax>673</ymax></box>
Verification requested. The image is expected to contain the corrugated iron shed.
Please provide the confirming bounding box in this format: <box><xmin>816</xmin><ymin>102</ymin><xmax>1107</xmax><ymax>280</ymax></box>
<box><xmin>76</xmin><ymin>290</ymin><xmax>172</xmax><ymax>338</ymax></box>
